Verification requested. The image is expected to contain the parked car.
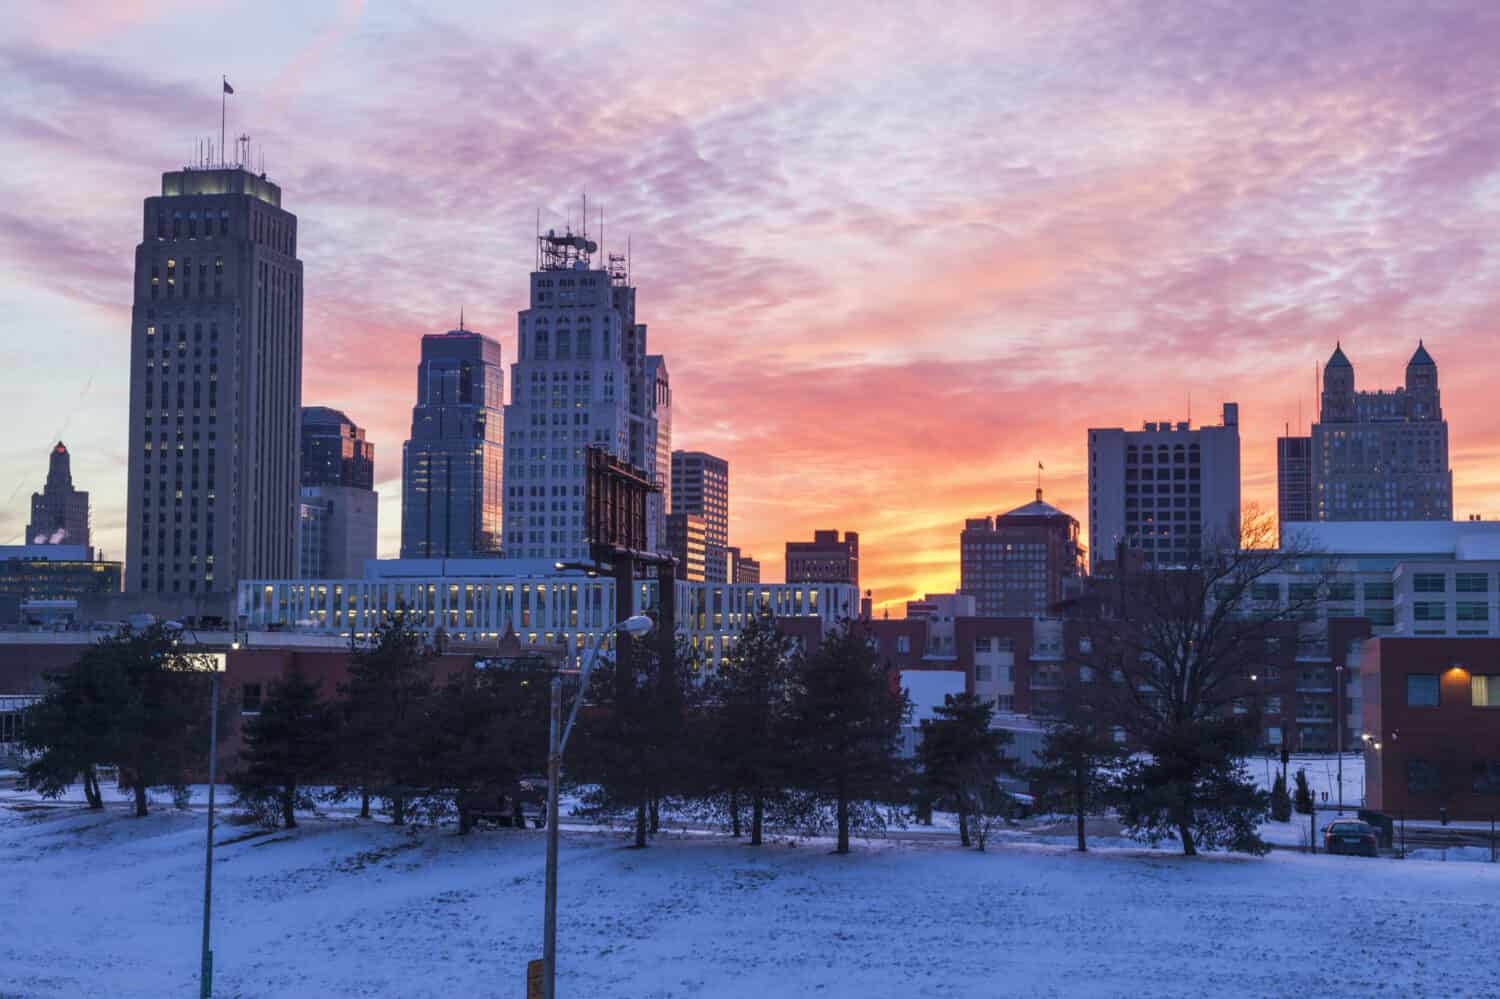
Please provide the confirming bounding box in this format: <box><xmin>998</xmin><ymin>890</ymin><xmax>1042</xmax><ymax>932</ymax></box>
<box><xmin>1004</xmin><ymin>791</ymin><xmax>1035</xmax><ymax>819</ymax></box>
<box><xmin>1324</xmin><ymin>819</ymin><xmax>1380</xmax><ymax>857</ymax></box>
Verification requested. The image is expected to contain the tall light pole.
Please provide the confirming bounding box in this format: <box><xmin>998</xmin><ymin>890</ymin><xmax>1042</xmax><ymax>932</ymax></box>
<box><xmin>542</xmin><ymin>612</ymin><xmax>653</xmax><ymax>999</ymax></box>
<box><xmin>166</xmin><ymin>621</ymin><xmax>228</xmax><ymax>999</ymax></box>
<box><xmin>1335</xmin><ymin>664</ymin><xmax>1345</xmax><ymax>815</ymax></box>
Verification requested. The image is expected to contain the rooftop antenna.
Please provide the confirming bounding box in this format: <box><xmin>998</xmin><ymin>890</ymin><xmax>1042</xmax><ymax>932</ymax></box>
<box><xmin>535</xmin><ymin>208</ymin><xmax>541</xmax><ymax>270</ymax></box>
<box><xmin>458</xmin><ymin>306</ymin><xmax>465</xmax><ymax>333</ymax></box>
<box><xmin>1187</xmin><ymin>390</ymin><xmax>1191</xmax><ymax>426</ymax></box>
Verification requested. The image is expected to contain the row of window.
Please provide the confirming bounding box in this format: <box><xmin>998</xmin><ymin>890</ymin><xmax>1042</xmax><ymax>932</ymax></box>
<box><xmin>1407</xmin><ymin>673</ymin><xmax>1500</xmax><ymax>707</ymax></box>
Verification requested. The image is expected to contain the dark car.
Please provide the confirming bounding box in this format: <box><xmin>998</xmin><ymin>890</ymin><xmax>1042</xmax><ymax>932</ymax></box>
<box><xmin>1324</xmin><ymin>819</ymin><xmax>1380</xmax><ymax>857</ymax></box>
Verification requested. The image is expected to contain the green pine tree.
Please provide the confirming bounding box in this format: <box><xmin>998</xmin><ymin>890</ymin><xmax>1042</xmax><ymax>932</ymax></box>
<box><xmin>917</xmin><ymin>693</ymin><xmax>1014</xmax><ymax>848</ymax></box>
<box><xmin>1293</xmin><ymin>767</ymin><xmax>1314</xmax><ymax>815</ymax></box>
<box><xmin>1269</xmin><ymin>772</ymin><xmax>1292</xmax><ymax>822</ymax></box>
<box><xmin>1029</xmin><ymin>719</ymin><xmax>1127</xmax><ymax>852</ymax></box>
<box><xmin>231</xmin><ymin>674</ymin><xmax>339</xmax><ymax>829</ymax></box>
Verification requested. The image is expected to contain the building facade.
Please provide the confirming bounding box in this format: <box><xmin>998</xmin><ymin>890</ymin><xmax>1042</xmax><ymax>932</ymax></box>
<box><xmin>301</xmin><ymin>406</ymin><xmax>375</xmax><ymax>490</ymax></box>
<box><xmin>27</xmin><ymin>443</ymin><xmax>90</xmax><ymax>553</ymax></box>
<box><xmin>298</xmin><ymin>486</ymin><xmax>379</xmax><ymax>579</ymax></box>
<box><xmin>1087</xmin><ymin>403</ymin><xmax>1241</xmax><ymax>572</ymax></box>
<box><xmin>666</xmin><ymin>512</ymin><xmax>708</xmax><ymax>582</ymax></box>
<box><xmin>671</xmin><ymin>450</ymin><xmax>729</xmax><ymax>582</ymax></box>
<box><xmin>1276</xmin><ymin>434</ymin><xmax>1313</xmax><ymax>539</ymax></box>
<box><xmin>126</xmin><ymin>165</ymin><xmax>304</xmax><ymax>595</ymax></box>
<box><xmin>960</xmin><ymin>489</ymin><xmax>1084</xmax><ymax>617</ymax></box>
<box><xmin>1311</xmin><ymin>343</ymin><xmax>1451</xmax><ymax>521</ymax></box>
<box><xmin>786</xmin><ymin>530</ymin><xmax>859</xmax><ymax>588</ymax></box>
<box><xmin>1362</xmin><ymin>637</ymin><xmax>1500</xmax><ymax>820</ymax></box>
<box><xmin>0</xmin><ymin>544</ymin><xmax>122</xmax><ymax>629</ymax></box>
<box><xmin>400</xmin><ymin>325</ymin><xmax>504</xmax><ymax>559</ymax></box>
<box><xmin>501</xmin><ymin>232</ymin><xmax>671</xmax><ymax>563</ymax></box>
<box><xmin>239</xmin><ymin>562</ymin><xmax>858</xmax><ymax>669</ymax></box>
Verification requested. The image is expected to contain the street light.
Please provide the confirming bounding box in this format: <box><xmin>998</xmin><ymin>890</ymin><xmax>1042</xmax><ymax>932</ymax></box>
<box><xmin>165</xmin><ymin>621</ymin><xmax>228</xmax><ymax>999</ymax></box>
<box><xmin>1335</xmin><ymin>664</ymin><xmax>1345</xmax><ymax>815</ymax></box>
<box><xmin>543</xmin><ymin>613</ymin><xmax>654</xmax><ymax>999</ymax></box>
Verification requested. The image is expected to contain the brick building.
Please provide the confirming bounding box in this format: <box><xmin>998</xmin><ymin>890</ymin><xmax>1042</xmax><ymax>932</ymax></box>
<box><xmin>786</xmin><ymin>530</ymin><xmax>859</xmax><ymax>588</ymax></box>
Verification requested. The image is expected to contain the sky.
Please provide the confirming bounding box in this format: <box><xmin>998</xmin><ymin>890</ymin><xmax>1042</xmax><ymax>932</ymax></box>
<box><xmin>2</xmin><ymin>1</ymin><xmax>1499</xmax><ymax>615</ymax></box>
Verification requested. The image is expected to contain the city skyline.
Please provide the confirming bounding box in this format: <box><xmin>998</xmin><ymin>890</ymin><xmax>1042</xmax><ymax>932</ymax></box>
<box><xmin>4</xmin><ymin>4</ymin><xmax>1500</xmax><ymax>613</ymax></box>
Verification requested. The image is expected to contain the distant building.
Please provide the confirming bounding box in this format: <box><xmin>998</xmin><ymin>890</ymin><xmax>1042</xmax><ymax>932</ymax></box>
<box><xmin>960</xmin><ymin>489</ymin><xmax>1084</xmax><ymax>617</ymax></box>
<box><xmin>672</xmin><ymin>451</ymin><xmax>729</xmax><ymax>583</ymax></box>
<box><xmin>26</xmin><ymin>442</ymin><xmax>90</xmax><ymax>554</ymax></box>
<box><xmin>1312</xmin><ymin>342</ymin><xmax>1451</xmax><ymax>522</ymax></box>
<box><xmin>126</xmin><ymin>164</ymin><xmax>304</xmax><ymax>595</ymax></box>
<box><xmin>0</xmin><ymin>544</ymin><xmax>122</xmax><ymax>629</ymax></box>
<box><xmin>667</xmin><ymin>513</ymin><xmax>708</xmax><ymax>582</ymax></box>
<box><xmin>904</xmin><ymin>592</ymin><xmax>976</xmax><ymax>658</ymax></box>
<box><xmin>400</xmin><ymin>323</ymin><xmax>504</xmax><ymax>559</ymax></box>
<box><xmin>301</xmin><ymin>407</ymin><xmax>375</xmax><ymax>490</ymax></box>
<box><xmin>1087</xmin><ymin>403</ymin><xmax>1241</xmax><ymax>572</ymax></box>
<box><xmin>298</xmin><ymin>486</ymin><xmax>379</xmax><ymax>579</ymax></box>
<box><xmin>1276</xmin><ymin>434</ymin><xmax>1313</xmax><ymax>540</ymax></box>
<box><xmin>786</xmin><ymin>530</ymin><xmax>859</xmax><ymax>588</ymax></box>
<box><xmin>727</xmin><ymin>546</ymin><xmax>761</xmax><ymax>584</ymax></box>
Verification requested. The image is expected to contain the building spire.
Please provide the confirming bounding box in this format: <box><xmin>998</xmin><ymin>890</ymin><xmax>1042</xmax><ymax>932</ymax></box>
<box><xmin>458</xmin><ymin>306</ymin><xmax>465</xmax><ymax>332</ymax></box>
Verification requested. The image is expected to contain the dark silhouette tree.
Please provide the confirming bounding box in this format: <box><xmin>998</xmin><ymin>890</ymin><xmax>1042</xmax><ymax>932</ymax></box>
<box><xmin>1029</xmin><ymin>718</ymin><xmax>1128</xmax><ymax>851</ymax></box>
<box><xmin>231</xmin><ymin>673</ymin><xmax>339</xmax><ymax>829</ymax></box>
<box><xmin>917</xmin><ymin>693</ymin><xmax>1014</xmax><ymax>848</ymax></box>
<box><xmin>787</xmin><ymin>621</ymin><xmax>910</xmax><ymax>854</ymax></box>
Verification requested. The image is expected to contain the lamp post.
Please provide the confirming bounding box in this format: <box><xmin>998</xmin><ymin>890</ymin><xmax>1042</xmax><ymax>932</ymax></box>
<box><xmin>1335</xmin><ymin>664</ymin><xmax>1345</xmax><ymax>815</ymax></box>
<box><xmin>542</xmin><ymin>612</ymin><xmax>654</xmax><ymax>999</ymax></box>
<box><xmin>166</xmin><ymin>621</ymin><xmax>228</xmax><ymax>999</ymax></box>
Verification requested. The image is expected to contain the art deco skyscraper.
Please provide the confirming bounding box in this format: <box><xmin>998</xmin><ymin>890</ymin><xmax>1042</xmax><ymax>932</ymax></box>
<box><xmin>400</xmin><ymin>323</ymin><xmax>505</xmax><ymax>559</ymax></box>
<box><xmin>1310</xmin><ymin>343</ymin><xmax>1451</xmax><ymax>521</ymax></box>
<box><xmin>27</xmin><ymin>442</ymin><xmax>91</xmax><ymax>552</ymax></box>
<box><xmin>502</xmin><ymin>229</ymin><xmax>670</xmax><ymax>562</ymax></box>
<box><xmin>125</xmin><ymin>164</ymin><xmax>303</xmax><ymax>594</ymax></box>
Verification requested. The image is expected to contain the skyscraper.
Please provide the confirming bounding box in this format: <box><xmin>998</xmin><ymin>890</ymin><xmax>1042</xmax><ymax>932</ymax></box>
<box><xmin>1310</xmin><ymin>343</ymin><xmax>1451</xmax><ymax>522</ymax></box>
<box><xmin>400</xmin><ymin>324</ymin><xmax>504</xmax><ymax>559</ymax></box>
<box><xmin>960</xmin><ymin>489</ymin><xmax>1084</xmax><ymax>617</ymax></box>
<box><xmin>299</xmin><ymin>407</ymin><xmax>378</xmax><ymax>578</ymax></box>
<box><xmin>671</xmin><ymin>450</ymin><xmax>729</xmax><ymax>582</ymax></box>
<box><xmin>126</xmin><ymin>164</ymin><xmax>303</xmax><ymax>594</ymax></box>
<box><xmin>301</xmin><ymin>406</ymin><xmax>375</xmax><ymax>490</ymax></box>
<box><xmin>1087</xmin><ymin>403</ymin><xmax>1241</xmax><ymax>572</ymax></box>
<box><xmin>666</xmin><ymin>512</ymin><xmax>707</xmax><ymax>581</ymax></box>
<box><xmin>502</xmin><ymin>229</ymin><xmax>670</xmax><ymax>562</ymax></box>
<box><xmin>1276</xmin><ymin>433</ymin><xmax>1313</xmax><ymax>539</ymax></box>
<box><xmin>27</xmin><ymin>442</ymin><xmax>90</xmax><ymax>553</ymax></box>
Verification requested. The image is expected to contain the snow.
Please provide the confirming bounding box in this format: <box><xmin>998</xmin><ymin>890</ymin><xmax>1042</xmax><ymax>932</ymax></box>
<box><xmin>5</xmin><ymin>782</ymin><xmax>1500</xmax><ymax>998</ymax></box>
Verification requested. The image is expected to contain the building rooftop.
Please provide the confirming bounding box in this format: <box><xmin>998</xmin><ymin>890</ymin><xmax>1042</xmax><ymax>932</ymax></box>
<box><xmin>1280</xmin><ymin>521</ymin><xmax>1500</xmax><ymax>559</ymax></box>
<box><xmin>998</xmin><ymin>489</ymin><xmax>1072</xmax><ymax>521</ymax></box>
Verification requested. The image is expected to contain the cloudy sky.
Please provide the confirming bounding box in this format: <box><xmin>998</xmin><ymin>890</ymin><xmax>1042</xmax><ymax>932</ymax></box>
<box><xmin>3</xmin><ymin>1</ymin><xmax>1498</xmax><ymax>613</ymax></box>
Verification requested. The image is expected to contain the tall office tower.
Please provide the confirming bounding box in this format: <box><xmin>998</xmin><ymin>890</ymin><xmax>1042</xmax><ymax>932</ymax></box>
<box><xmin>1087</xmin><ymin>403</ymin><xmax>1241</xmax><ymax>573</ymax></box>
<box><xmin>126</xmin><ymin>164</ymin><xmax>303</xmax><ymax>594</ymax></box>
<box><xmin>1312</xmin><ymin>343</ymin><xmax>1451</xmax><ymax>522</ymax></box>
<box><xmin>1276</xmin><ymin>433</ymin><xmax>1313</xmax><ymax>540</ymax></box>
<box><xmin>959</xmin><ymin>489</ymin><xmax>1084</xmax><ymax>617</ymax></box>
<box><xmin>671</xmin><ymin>450</ymin><xmax>729</xmax><ymax>582</ymax></box>
<box><xmin>27</xmin><ymin>442</ymin><xmax>91</xmax><ymax>553</ymax></box>
<box><xmin>302</xmin><ymin>406</ymin><xmax>375</xmax><ymax>490</ymax></box>
<box><xmin>502</xmin><ymin>229</ymin><xmax>670</xmax><ymax>562</ymax></box>
<box><xmin>786</xmin><ymin>530</ymin><xmax>859</xmax><ymax>588</ymax></box>
<box><xmin>666</xmin><ymin>512</ymin><xmax>707</xmax><ymax>581</ymax></box>
<box><xmin>299</xmin><ymin>407</ymin><xmax>379</xmax><ymax>578</ymax></box>
<box><xmin>400</xmin><ymin>323</ymin><xmax>505</xmax><ymax>559</ymax></box>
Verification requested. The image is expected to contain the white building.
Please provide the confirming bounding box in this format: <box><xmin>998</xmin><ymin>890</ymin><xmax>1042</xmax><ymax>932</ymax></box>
<box><xmin>502</xmin><ymin>232</ymin><xmax>670</xmax><ymax>563</ymax></box>
<box><xmin>239</xmin><ymin>559</ymin><xmax>858</xmax><ymax>668</ymax></box>
<box><xmin>1087</xmin><ymin>403</ymin><xmax>1241</xmax><ymax>572</ymax></box>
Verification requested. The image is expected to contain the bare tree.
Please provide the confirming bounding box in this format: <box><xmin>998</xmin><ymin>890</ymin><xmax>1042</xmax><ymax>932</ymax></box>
<box><xmin>1076</xmin><ymin>506</ymin><xmax>1328</xmax><ymax>855</ymax></box>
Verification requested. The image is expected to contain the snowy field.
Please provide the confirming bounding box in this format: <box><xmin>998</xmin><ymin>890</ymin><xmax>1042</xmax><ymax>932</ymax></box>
<box><xmin>4</xmin><ymin>784</ymin><xmax>1499</xmax><ymax>998</ymax></box>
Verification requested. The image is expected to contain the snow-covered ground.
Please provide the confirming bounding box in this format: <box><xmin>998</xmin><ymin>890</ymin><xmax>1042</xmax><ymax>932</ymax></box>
<box><xmin>5</xmin><ymin>784</ymin><xmax>1499</xmax><ymax>998</ymax></box>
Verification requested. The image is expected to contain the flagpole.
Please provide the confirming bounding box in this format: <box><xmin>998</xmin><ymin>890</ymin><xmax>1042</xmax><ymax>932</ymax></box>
<box><xmin>220</xmin><ymin>76</ymin><xmax>227</xmax><ymax>167</ymax></box>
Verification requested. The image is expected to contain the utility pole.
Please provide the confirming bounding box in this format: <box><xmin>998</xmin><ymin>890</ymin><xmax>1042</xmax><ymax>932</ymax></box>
<box><xmin>200</xmin><ymin>666</ymin><xmax>219</xmax><ymax>999</ymax></box>
<box><xmin>542</xmin><ymin>675</ymin><xmax>561</xmax><ymax>999</ymax></box>
<box><xmin>1335</xmin><ymin>665</ymin><xmax>1345</xmax><ymax>815</ymax></box>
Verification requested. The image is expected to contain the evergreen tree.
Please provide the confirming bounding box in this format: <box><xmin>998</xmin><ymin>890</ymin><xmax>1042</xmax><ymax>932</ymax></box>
<box><xmin>414</xmin><ymin>665</ymin><xmax>551</xmax><ymax>832</ymax></box>
<box><xmin>1293</xmin><ymin>767</ymin><xmax>1314</xmax><ymax>815</ymax></box>
<box><xmin>333</xmin><ymin>614</ymin><xmax>434</xmax><ymax>824</ymax></box>
<box><xmin>1269</xmin><ymin>772</ymin><xmax>1292</xmax><ymax>822</ymax></box>
<box><xmin>23</xmin><ymin>624</ymin><xmax>215</xmax><ymax>816</ymax></box>
<box><xmin>917</xmin><ymin>693</ymin><xmax>1013</xmax><ymax>848</ymax></box>
<box><xmin>702</xmin><ymin>610</ymin><xmax>801</xmax><ymax>846</ymax></box>
<box><xmin>1029</xmin><ymin>719</ymin><xmax>1127</xmax><ymax>852</ymax></box>
<box><xmin>786</xmin><ymin>621</ymin><xmax>910</xmax><ymax>854</ymax></box>
<box><xmin>1115</xmin><ymin>717</ymin><xmax>1270</xmax><ymax>855</ymax></box>
<box><xmin>231</xmin><ymin>674</ymin><xmax>339</xmax><ymax>829</ymax></box>
<box><xmin>574</xmin><ymin>637</ymin><xmax>694</xmax><ymax>848</ymax></box>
